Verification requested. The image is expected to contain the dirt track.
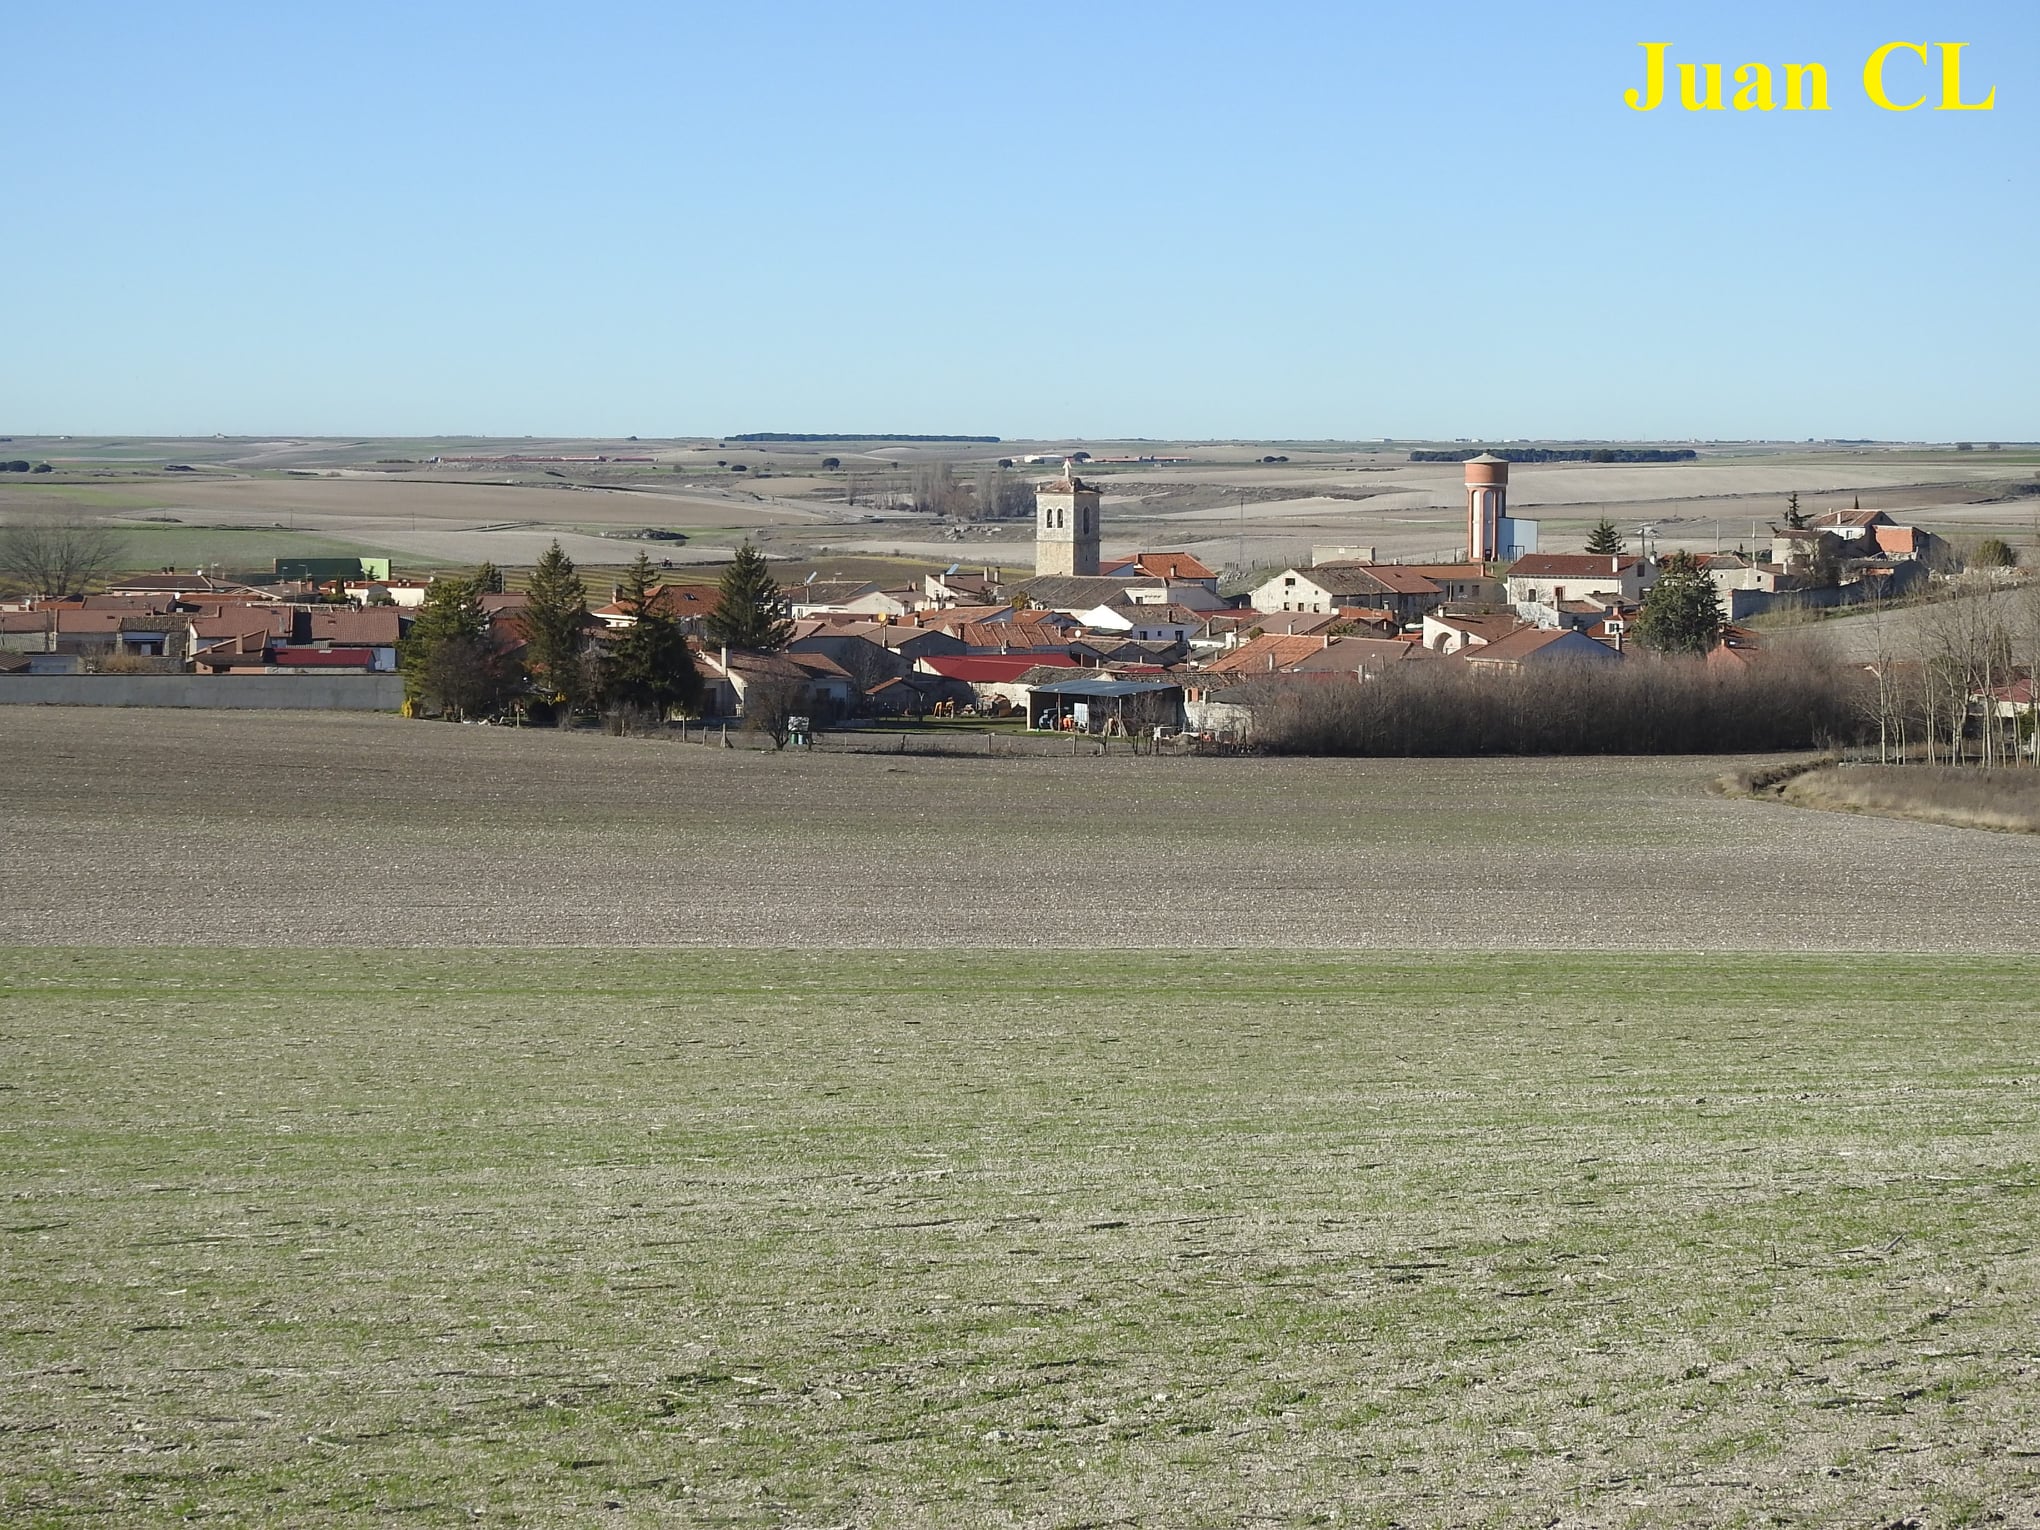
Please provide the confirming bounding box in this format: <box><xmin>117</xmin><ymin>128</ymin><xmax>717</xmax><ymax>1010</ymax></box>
<box><xmin>4</xmin><ymin>708</ymin><xmax>2036</xmax><ymax>951</ymax></box>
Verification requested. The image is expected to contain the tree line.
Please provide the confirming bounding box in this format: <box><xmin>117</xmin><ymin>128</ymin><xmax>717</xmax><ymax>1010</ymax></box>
<box><xmin>1409</xmin><ymin>448</ymin><xmax>1698</xmax><ymax>463</ymax></box>
<box><xmin>1857</xmin><ymin>575</ymin><xmax>2040</xmax><ymax>767</ymax></box>
<box><xmin>727</xmin><ymin>433</ymin><xmax>1000</xmax><ymax>443</ymax></box>
<box><xmin>401</xmin><ymin>540</ymin><xmax>793</xmax><ymax>727</ymax></box>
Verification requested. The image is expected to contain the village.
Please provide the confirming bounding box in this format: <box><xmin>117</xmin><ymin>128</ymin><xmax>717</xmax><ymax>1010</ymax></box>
<box><xmin>1</xmin><ymin>455</ymin><xmax>2028</xmax><ymax>750</ymax></box>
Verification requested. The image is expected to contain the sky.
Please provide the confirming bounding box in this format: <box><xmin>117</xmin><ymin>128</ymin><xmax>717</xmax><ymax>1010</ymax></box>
<box><xmin>4</xmin><ymin>0</ymin><xmax>2034</xmax><ymax>440</ymax></box>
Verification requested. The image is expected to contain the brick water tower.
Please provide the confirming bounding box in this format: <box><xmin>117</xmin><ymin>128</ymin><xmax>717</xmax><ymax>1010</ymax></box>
<box><xmin>1464</xmin><ymin>451</ymin><xmax>1509</xmax><ymax>563</ymax></box>
<box><xmin>1034</xmin><ymin>458</ymin><xmax>1101</xmax><ymax>576</ymax></box>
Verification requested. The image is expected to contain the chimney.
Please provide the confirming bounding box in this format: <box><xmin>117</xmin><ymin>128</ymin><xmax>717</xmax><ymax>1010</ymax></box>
<box><xmin>720</xmin><ymin>644</ymin><xmax>729</xmax><ymax>672</ymax></box>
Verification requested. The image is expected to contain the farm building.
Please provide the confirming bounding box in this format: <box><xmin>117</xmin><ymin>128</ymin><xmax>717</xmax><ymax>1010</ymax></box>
<box><xmin>1026</xmin><ymin>676</ymin><xmax>1184</xmax><ymax>735</ymax></box>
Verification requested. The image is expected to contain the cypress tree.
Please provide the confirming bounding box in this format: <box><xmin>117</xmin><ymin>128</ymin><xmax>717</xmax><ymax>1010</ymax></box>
<box><xmin>705</xmin><ymin>541</ymin><xmax>793</xmax><ymax>650</ymax></box>
<box><xmin>1633</xmin><ymin>552</ymin><xmax>1723</xmax><ymax>656</ymax></box>
<box><xmin>523</xmin><ymin>540</ymin><xmax>590</xmax><ymax>721</ymax></box>
<box><xmin>1585</xmin><ymin>517</ymin><xmax>1625</xmax><ymax>555</ymax></box>
<box><xmin>600</xmin><ymin>553</ymin><xmax>700</xmax><ymax>721</ymax></box>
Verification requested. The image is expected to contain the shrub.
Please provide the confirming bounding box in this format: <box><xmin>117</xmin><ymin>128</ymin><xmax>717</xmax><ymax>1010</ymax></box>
<box><xmin>1972</xmin><ymin>537</ymin><xmax>2019</xmax><ymax>569</ymax></box>
<box><xmin>1251</xmin><ymin>652</ymin><xmax>1866</xmax><ymax>756</ymax></box>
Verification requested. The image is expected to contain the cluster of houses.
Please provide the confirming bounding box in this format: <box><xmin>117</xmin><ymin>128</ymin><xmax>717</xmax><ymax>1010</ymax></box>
<box><xmin>0</xmin><ymin>482</ymin><xmax>2000</xmax><ymax>741</ymax></box>
<box><xmin>0</xmin><ymin>570</ymin><xmax>413</xmax><ymax>676</ymax></box>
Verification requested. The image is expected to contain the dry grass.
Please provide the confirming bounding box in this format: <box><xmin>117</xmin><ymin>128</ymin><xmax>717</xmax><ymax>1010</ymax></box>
<box><xmin>1783</xmin><ymin>765</ymin><xmax>2040</xmax><ymax>836</ymax></box>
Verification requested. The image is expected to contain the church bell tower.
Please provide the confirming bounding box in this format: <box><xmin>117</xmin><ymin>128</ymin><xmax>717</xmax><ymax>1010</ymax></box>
<box><xmin>1034</xmin><ymin>458</ymin><xmax>1101</xmax><ymax>577</ymax></box>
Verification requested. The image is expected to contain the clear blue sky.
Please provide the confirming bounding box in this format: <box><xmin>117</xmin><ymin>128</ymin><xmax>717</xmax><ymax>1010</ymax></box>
<box><xmin>5</xmin><ymin>0</ymin><xmax>2033</xmax><ymax>440</ymax></box>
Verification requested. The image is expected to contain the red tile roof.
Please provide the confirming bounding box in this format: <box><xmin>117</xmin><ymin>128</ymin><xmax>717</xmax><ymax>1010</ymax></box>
<box><xmin>1202</xmin><ymin>635</ymin><xmax>1334</xmax><ymax>674</ymax></box>
<box><xmin>1506</xmin><ymin>554</ymin><xmax>1641</xmax><ymax>579</ymax></box>
<box><xmin>1870</xmin><ymin>526</ymin><xmax>1921</xmax><ymax>556</ymax></box>
<box><xmin>192</xmin><ymin>608</ymin><xmax>291</xmax><ymax>642</ymax></box>
<box><xmin>1325</xmin><ymin>564</ymin><xmax>1443</xmax><ymax>595</ymax></box>
<box><xmin>306</xmin><ymin>608</ymin><xmax>401</xmax><ymax>646</ymax></box>
<box><xmin>920</xmin><ymin>654</ymin><xmax>1079</xmax><ymax>684</ymax></box>
<box><xmin>1129</xmin><ymin>551</ymin><xmax>1217</xmax><ymax>581</ymax></box>
<box><xmin>596</xmin><ymin>583</ymin><xmax>722</xmax><ymax>620</ymax></box>
<box><xmin>1460</xmin><ymin>627</ymin><xmax>1620</xmax><ymax>665</ymax></box>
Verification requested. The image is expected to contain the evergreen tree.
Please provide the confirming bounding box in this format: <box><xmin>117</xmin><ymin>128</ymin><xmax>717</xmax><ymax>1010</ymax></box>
<box><xmin>600</xmin><ymin>553</ymin><xmax>700</xmax><ymax>721</ymax></box>
<box><xmin>1973</xmin><ymin>537</ymin><xmax>2019</xmax><ymax>569</ymax></box>
<box><xmin>1632</xmin><ymin>552</ymin><xmax>1723</xmax><ymax>656</ymax></box>
<box><xmin>1585</xmin><ymin>517</ymin><xmax>1625</xmax><ymax>555</ymax></box>
<box><xmin>1783</xmin><ymin>491</ymin><xmax>1808</xmax><ymax>529</ymax></box>
<box><xmin>474</xmin><ymin>561</ymin><xmax>506</xmax><ymax>595</ymax></box>
<box><xmin>399</xmin><ymin>572</ymin><xmax>515</xmax><ymax>720</ymax></box>
<box><xmin>522</xmin><ymin>540</ymin><xmax>591</xmax><ymax>721</ymax></box>
<box><xmin>705</xmin><ymin>541</ymin><xmax>793</xmax><ymax>650</ymax></box>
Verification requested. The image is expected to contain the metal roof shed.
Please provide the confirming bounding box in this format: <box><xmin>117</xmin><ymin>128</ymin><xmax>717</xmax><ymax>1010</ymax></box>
<box><xmin>1025</xmin><ymin>676</ymin><xmax>1183</xmax><ymax>735</ymax></box>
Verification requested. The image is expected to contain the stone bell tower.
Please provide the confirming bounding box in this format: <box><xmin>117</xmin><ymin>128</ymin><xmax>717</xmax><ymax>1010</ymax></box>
<box><xmin>1034</xmin><ymin>458</ymin><xmax>1101</xmax><ymax>577</ymax></box>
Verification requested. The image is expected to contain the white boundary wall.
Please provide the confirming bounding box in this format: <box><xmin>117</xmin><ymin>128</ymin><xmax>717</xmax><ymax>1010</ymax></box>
<box><xmin>0</xmin><ymin>676</ymin><xmax>404</xmax><ymax>710</ymax></box>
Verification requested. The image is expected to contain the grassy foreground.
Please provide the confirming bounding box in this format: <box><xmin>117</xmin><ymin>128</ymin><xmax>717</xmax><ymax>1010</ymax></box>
<box><xmin>3</xmin><ymin>950</ymin><xmax>2038</xmax><ymax>1528</ymax></box>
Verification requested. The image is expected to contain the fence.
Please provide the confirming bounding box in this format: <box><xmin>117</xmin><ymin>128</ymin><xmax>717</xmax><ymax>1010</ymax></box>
<box><xmin>665</xmin><ymin>722</ymin><xmax>1195</xmax><ymax>757</ymax></box>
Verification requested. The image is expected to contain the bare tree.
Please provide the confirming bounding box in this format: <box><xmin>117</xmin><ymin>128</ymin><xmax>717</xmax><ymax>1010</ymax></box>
<box><xmin>910</xmin><ymin>462</ymin><xmax>967</xmax><ymax>517</ymax></box>
<box><xmin>742</xmin><ymin>675</ymin><xmax>807</xmax><ymax>749</ymax></box>
<box><xmin>967</xmin><ymin>464</ymin><xmax>1035</xmax><ymax>522</ymax></box>
<box><xmin>0</xmin><ymin>515</ymin><xmax>121</xmax><ymax>597</ymax></box>
<box><xmin>826</xmin><ymin>638</ymin><xmax>905</xmax><ymax>710</ymax></box>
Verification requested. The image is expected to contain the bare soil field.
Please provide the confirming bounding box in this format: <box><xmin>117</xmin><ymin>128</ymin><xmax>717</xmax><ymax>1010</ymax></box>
<box><xmin>3</xmin><ymin>708</ymin><xmax>2038</xmax><ymax>951</ymax></box>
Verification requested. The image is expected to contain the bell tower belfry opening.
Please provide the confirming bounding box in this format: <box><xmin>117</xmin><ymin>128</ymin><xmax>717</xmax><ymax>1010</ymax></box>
<box><xmin>1034</xmin><ymin>458</ymin><xmax>1101</xmax><ymax>577</ymax></box>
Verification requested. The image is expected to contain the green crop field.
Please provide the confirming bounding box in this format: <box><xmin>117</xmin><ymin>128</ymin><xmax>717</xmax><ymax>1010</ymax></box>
<box><xmin>102</xmin><ymin>525</ymin><xmax>400</xmax><ymax>573</ymax></box>
<box><xmin>4</xmin><ymin>948</ymin><xmax>2038</xmax><ymax>1527</ymax></box>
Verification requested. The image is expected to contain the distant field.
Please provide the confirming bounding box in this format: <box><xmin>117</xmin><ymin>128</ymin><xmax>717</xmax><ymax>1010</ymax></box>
<box><xmin>3</xmin><ymin>947</ymin><xmax>2036</xmax><ymax>1527</ymax></box>
<box><xmin>0</xmin><ymin>474</ymin><xmax>814</xmax><ymax>574</ymax></box>
<box><xmin>102</xmin><ymin>524</ymin><xmax>401</xmax><ymax>573</ymax></box>
<box><xmin>4</xmin><ymin>436</ymin><xmax>2035</xmax><ymax>574</ymax></box>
